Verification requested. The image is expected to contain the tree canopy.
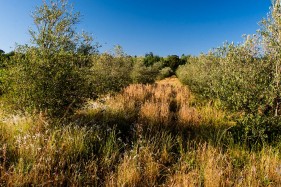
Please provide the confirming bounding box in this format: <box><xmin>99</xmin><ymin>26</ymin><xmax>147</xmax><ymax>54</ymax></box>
<box><xmin>29</xmin><ymin>0</ymin><xmax>94</xmax><ymax>54</ymax></box>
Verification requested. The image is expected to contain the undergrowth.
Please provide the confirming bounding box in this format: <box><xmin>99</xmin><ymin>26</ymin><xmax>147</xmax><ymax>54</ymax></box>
<box><xmin>0</xmin><ymin>77</ymin><xmax>281</xmax><ymax>186</ymax></box>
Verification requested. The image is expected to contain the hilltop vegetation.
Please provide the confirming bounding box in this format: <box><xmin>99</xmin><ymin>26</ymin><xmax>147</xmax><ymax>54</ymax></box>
<box><xmin>1</xmin><ymin>0</ymin><xmax>281</xmax><ymax>186</ymax></box>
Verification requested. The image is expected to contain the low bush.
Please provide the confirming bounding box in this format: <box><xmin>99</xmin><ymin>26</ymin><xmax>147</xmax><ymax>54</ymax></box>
<box><xmin>130</xmin><ymin>59</ymin><xmax>161</xmax><ymax>84</ymax></box>
<box><xmin>3</xmin><ymin>49</ymin><xmax>93</xmax><ymax>116</ymax></box>
<box><xmin>157</xmin><ymin>67</ymin><xmax>173</xmax><ymax>80</ymax></box>
<box><xmin>91</xmin><ymin>53</ymin><xmax>133</xmax><ymax>95</ymax></box>
<box><xmin>230</xmin><ymin>115</ymin><xmax>281</xmax><ymax>148</ymax></box>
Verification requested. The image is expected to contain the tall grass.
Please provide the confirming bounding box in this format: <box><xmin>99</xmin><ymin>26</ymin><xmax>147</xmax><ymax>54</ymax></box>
<box><xmin>0</xmin><ymin>77</ymin><xmax>281</xmax><ymax>186</ymax></box>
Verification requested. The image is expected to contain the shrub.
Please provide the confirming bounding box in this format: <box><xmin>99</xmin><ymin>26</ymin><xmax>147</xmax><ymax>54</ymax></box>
<box><xmin>157</xmin><ymin>67</ymin><xmax>173</xmax><ymax>80</ymax></box>
<box><xmin>2</xmin><ymin>0</ymin><xmax>96</xmax><ymax>117</ymax></box>
<box><xmin>176</xmin><ymin>54</ymin><xmax>219</xmax><ymax>99</ymax></box>
<box><xmin>164</xmin><ymin>55</ymin><xmax>185</xmax><ymax>71</ymax></box>
<box><xmin>130</xmin><ymin>60</ymin><xmax>161</xmax><ymax>84</ymax></box>
<box><xmin>90</xmin><ymin>53</ymin><xmax>133</xmax><ymax>95</ymax></box>
<box><xmin>3</xmin><ymin>49</ymin><xmax>93</xmax><ymax>116</ymax></box>
<box><xmin>177</xmin><ymin>2</ymin><xmax>281</xmax><ymax>117</ymax></box>
<box><xmin>143</xmin><ymin>52</ymin><xmax>162</xmax><ymax>66</ymax></box>
<box><xmin>177</xmin><ymin>38</ymin><xmax>274</xmax><ymax>115</ymax></box>
<box><xmin>230</xmin><ymin>115</ymin><xmax>281</xmax><ymax>148</ymax></box>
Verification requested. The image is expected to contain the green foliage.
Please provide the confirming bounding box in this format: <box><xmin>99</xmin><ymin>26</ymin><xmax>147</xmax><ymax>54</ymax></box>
<box><xmin>0</xmin><ymin>49</ymin><xmax>4</xmax><ymax>55</ymax></box>
<box><xmin>177</xmin><ymin>54</ymin><xmax>218</xmax><ymax>99</ymax></box>
<box><xmin>177</xmin><ymin>1</ymin><xmax>281</xmax><ymax>146</ymax></box>
<box><xmin>230</xmin><ymin>115</ymin><xmax>281</xmax><ymax>148</ymax></box>
<box><xmin>29</xmin><ymin>0</ymin><xmax>94</xmax><ymax>54</ymax></box>
<box><xmin>259</xmin><ymin>0</ymin><xmax>281</xmax><ymax>116</ymax></box>
<box><xmin>0</xmin><ymin>56</ymin><xmax>4</xmax><ymax>69</ymax></box>
<box><xmin>130</xmin><ymin>59</ymin><xmax>161</xmax><ymax>84</ymax></box>
<box><xmin>180</xmin><ymin>54</ymin><xmax>191</xmax><ymax>64</ymax></box>
<box><xmin>143</xmin><ymin>52</ymin><xmax>162</xmax><ymax>66</ymax></box>
<box><xmin>3</xmin><ymin>48</ymin><xmax>92</xmax><ymax>116</ymax></box>
<box><xmin>177</xmin><ymin>37</ymin><xmax>275</xmax><ymax>115</ymax></box>
<box><xmin>2</xmin><ymin>0</ymin><xmax>96</xmax><ymax>117</ymax></box>
<box><xmin>91</xmin><ymin>53</ymin><xmax>133</xmax><ymax>94</ymax></box>
<box><xmin>164</xmin><ymin>55</ymin><xmax>185</xmax><ymax>72</ymax></box>
<box><xmin>157</xmin><ymin>67</ymin><xmax>173</xmax><ymax>80</ymax></box>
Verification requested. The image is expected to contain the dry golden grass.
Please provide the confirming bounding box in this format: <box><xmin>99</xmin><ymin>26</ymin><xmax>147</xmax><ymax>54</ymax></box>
<box><xmin>166</xmin><ymin>144</ymin><xmax>281</xmax><ymax>187</ymax></box>
<box><xmin>178</xmin><ymin>104</ymin><xmax>200</xmax><ymax>125</ymax></box>
<box><xmin>156</xmin><ymin>76</ymin><xmax>183</xmax><ymax>87</ymax></box>
<box><xmin>140</xmin><ymin>101</ymin><xmax>171</xmax><ymax>125</ymax></box>
<box><xmin>1</xmin><ymin>78</ymin><xmax>281</xmax><ymax>186</ymax></box>
<box><xmin>95</xmin><ymin>76</ymin><xmax>230</xmax><ymax>130</ymax></box>
<box><xmin>114</xmin><ymin>155</ymin><xmax>141</xmax><ymax>186</ymax></box>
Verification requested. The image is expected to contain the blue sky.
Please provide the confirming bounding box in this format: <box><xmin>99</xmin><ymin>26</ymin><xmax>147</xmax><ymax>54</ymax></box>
<box><xmin>0</xmin><ymin>0</ymin><xmax>272</xmax><ymax>56</ymax></box>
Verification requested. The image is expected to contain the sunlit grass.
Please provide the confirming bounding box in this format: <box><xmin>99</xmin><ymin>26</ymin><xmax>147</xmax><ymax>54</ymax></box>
<box><xmin>0</xmin><ymin>77</ymin><xmax>281</xmax><ymax>186</ymax></box>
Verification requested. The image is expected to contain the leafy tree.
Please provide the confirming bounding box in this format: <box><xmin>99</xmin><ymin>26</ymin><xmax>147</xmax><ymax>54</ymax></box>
<box><xmin>29</xmin><ymin>0</ymin><xmax>93</xmax><ymax>53</ymax></box>
<box><xmin>177</xmin><ymin>0</ymin><xmax>281</xmax><ymax>118</ymax></box>
<box><xmin>260</xmin><ymin>0</ymin><xmax>281</xmax><ymax>116</ymax></box>
<box><xmin>3</xmin><ymin>0</ymin><xmax>96</xmax><ymax>116</ymax></box>
<box><xmin>164</xmin><ymin>55</ymin><xmax>185</xmax><ymax>72</ymax></box>
<box><xmin>91</xmin><ymin>52</ymin><xmax>133</xmax><ymax>94</ymax></box>
<box><xmin>157</xmin><ymin>67</ymin><xmax>173</xmax><ymax>80</ymax></box>
<box><xmin>114</xmin><ymin>45</ymin><xmax>126</xmax><ymax>57</ymax></box>
<box><xmin>131</xmin><ymin>59</ymin><xmax>161</xmax><ymax>84</ymax></box>
<box><xmin>176</xmin><ymin>0</ymin><xmax>281</xmax><ymax>146</ymax></box>
<box><xmin>143</xmin><ymin>52</ymin><xmax>162</xmax><ymax>66</ymax></box>
<box><xmin>180</xmin><ymin>54</ymin><xmax>191</xmax><ymax>64</ymax></box>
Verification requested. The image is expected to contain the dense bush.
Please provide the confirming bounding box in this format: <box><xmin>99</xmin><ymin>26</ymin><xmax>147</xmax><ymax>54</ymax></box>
<box><xmin>177</xmin><ymin>34</ymin><xmax>276</xmax><ymax>116</ymax></box>
<box><xmin>177</xmin><ymin>54</ymin><xmax>219</xmax><ymax>99</ymax></box>
<box><xmin>91</xmin><ymin>53</ymin><xmax>133</xmax><ymax>94</ymax></box>
<box><xmin>177</xmin><ymin>1</ymin><xmax>281</xmax><ymax>145</ymax></box>
<box><xmin>2</xmin><ymin>0</ymin><xmax>96</xmax><ymax>117</ymax></box>
<box><xmin>143</xmin><ymin>52</ymin><xmax>163</xmax><ymax>66</ymax></box>
<box><xmin>130</xmin><ymin>59</ymin><xmax>161</xmax><ymax>84</ymax></box>
<box><xmin>230</xmin><ymin>115</ymin><xmax>281</xmax><ymax>148</ymax></box>
<box><xmin>3</xmin><ymin>49</ymin><xmax>93</xmax><ymax>116</ymax></box>
<box><xmin>157</xmin><ymin>67</ymin><xmax>173</xmax><ymax>80</ymax></box>
<box><xmin>164</xmin><ymin>55</ymin><xmax>185</xmax><ymax>72</ymax></box>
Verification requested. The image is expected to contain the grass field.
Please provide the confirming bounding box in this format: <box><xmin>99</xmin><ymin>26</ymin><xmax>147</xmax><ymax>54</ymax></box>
<box><xmin>0</xmin><ymin>77</ymin><xmax>280</xmax><ymax>186</ymax></box>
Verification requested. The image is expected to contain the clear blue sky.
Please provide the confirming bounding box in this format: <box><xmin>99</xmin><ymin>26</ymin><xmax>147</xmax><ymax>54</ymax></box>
<box><xmin>0</xmin><ymin>0</ymin><xmax>272</xmax><ymax>56</ymax></box>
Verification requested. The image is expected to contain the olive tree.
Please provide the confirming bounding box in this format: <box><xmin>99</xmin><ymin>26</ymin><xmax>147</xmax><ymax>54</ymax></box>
<box><xmin>260</xmin><ymin>0</ymin><xmax>281</xmax><ymax>116</ymax></box>
<box><xmin>91</xmin><ymin>52</ymin><xmax>133</xmax><ymax>95</ymax></box>
<box><xmin>3</xmin><ymin>0</ymin><xmax>96</xmax><ymax>116</ymax></box>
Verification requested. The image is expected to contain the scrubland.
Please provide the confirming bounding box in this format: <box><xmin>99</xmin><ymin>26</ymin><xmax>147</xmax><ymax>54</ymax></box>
<box><xmin>0</xmin><ymin>78</ymin><xmax>280</xmax><ymax>186</ymax></box>
<box><xmin>1</xmin><ymin>0</ymin><xmax>281</xmax><ymax>186</ymax></box>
